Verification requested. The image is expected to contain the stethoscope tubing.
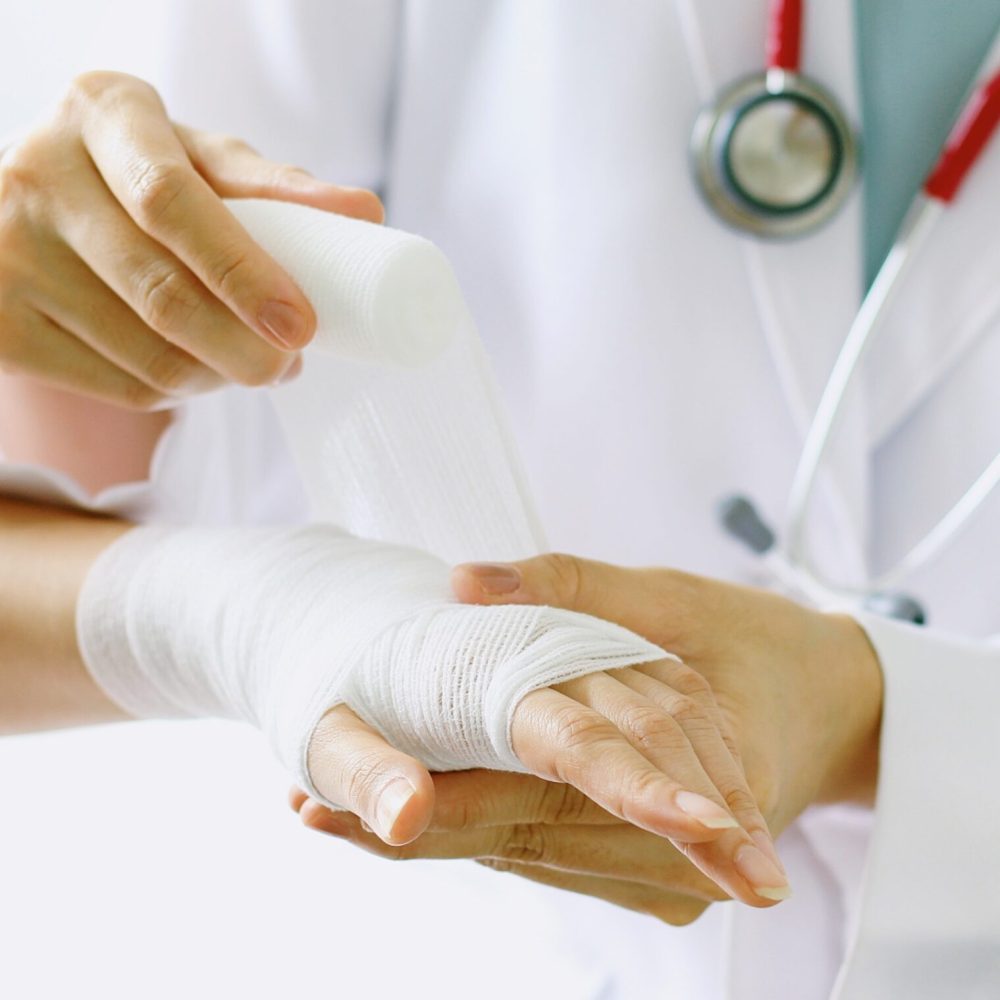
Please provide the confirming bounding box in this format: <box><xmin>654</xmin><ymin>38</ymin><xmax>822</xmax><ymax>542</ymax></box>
<box><xmin>712</xmin><ymin>5</ymin><xmax>1000</xmax><ymax>620</ymax></box>
<box><xmin>784</xmin><ymin>66</ymin><xmax>1000</xmax><ymax>597</ymax></box>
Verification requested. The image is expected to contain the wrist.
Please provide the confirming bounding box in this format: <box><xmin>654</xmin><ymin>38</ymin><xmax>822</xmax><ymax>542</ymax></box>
<box><xmin>814</xmin><ymin>613</ymin><xmax>884</xmax><ymax>806</ymax></box>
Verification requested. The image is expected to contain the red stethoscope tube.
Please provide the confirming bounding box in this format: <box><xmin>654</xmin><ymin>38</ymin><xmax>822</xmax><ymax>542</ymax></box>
<box><xmin>924</xmin><ymin>68</ymin><xmax>1000</xmax><ymax>201</ymax></box>
<box><xmin>766</xmin><ymin>0</ymin><xmax>803</xmax><ymax>73</ymax></box>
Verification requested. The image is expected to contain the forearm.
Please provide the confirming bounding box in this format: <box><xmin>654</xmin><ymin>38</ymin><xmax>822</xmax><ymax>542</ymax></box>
<box><xmin>0</xmin><ymin>494</ymin><xmax>130</xmax><ymax>733</ymax></box>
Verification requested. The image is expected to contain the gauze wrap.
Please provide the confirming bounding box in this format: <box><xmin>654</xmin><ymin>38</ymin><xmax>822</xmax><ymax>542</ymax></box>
<box><xmin>77</xmin><ymin>201</ymin><xmax>668</xmax><ymax>806</ymax></box>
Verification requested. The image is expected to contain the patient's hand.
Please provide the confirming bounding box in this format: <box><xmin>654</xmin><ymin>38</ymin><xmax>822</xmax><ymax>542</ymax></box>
<box><xmin>294</xmin><ymin>552</ymin><xmax>884</xmax><ymax>915</ymax></box>
<box><xmin>303</xmin><ymin>654</ymin><xmax>789</xmax><ymax>908</ymax></box>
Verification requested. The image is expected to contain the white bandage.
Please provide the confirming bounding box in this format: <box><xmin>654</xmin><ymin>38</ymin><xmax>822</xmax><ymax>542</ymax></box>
<box><xmin>77</xmin><ymin>525</ymin><xmax>664</xmax><ymax>805</ymax></box>
<box><xmin>76</xmin><ymin>202</ymin><xmax>668</xmax><ymax>804</ymax></box>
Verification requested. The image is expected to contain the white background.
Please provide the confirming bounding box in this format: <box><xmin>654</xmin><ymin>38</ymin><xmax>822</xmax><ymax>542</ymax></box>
<box><xmin>0</xmin><ymin>721</ymin><xmax>601</xmax><ymax>999</ymax></box>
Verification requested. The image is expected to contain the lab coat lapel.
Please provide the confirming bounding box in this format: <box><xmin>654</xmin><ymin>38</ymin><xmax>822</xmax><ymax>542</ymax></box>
<box><xmin>863</xmin><ymin>32</ymin><xmax>1000</xmax><ymax>449</ymax></box>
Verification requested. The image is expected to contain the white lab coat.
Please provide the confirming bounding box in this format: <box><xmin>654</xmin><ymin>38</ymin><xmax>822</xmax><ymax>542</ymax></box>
<box><xmin>1</xmin><ymin>2</ymin><xmax>999</xmax><ymax>997</ymax></box>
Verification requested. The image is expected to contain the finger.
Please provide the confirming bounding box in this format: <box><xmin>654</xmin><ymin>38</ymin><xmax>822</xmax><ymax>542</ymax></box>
<box><xmin>5</xmin><ymin>307</ymin><xmax>169</xmax><ymax>411</ymax></box>
<box><xmin>296</xmin><ymin>806</ymin><xmax>715</xmax><ymax>925</ymax></box>
<box><xmin>625</xmin><ymin>662</ymin><xmax>774</xmax><ymax>846</ymax></box>
<box><xmin>288</xmin><ymin>786</ymin><xmax>309</xmax><ymax>813</ymax></box>
<box><xmin>306</xmin><ymin>704</ymin><xmax>435</xmax><ymax>846</ymax></box>
<box><xmin>515</xmin><ymin>686</ymin><xmax>791</xmax><ymax>905</ymax></box>
<box><xmin>549</xmin><ymin>672</ymin><xmax>744</xmax><ymax>833</ymax></box>
<box><xmin>579</xmin><ymin>667</ymin><xmax>787</xmax><ymax>904</ymax></box>
<box><xmin>511</xmin><ymin>686</ymin><xmax>732</xmax><ymax>843</ymax></box>
<box><xmin>676</xmin><ymin>824</ymin><xmax>791</xmax><ymax>908</ymax></box>
<box><xmin>53</xmin><ymin>167</ymin><xmax>299</xmax><ymax>386</ymax></box>
<box><xmin>476</xmin><ymin>860</ymin><xmax>712</xmax><ymax>927</ymax></box>
<box><xmin>310</xmin><ymin>809</ymin><xmax>726</xmax><ymax>903</ymax></box>
<box><xmin>30</xmin><ymin>242</ymin><xmax>226</xmax><ymax>398</ymax></box>
<box><xmin>175</xmin><ymin>125</ymin><xmax>385</xmax><ymax>223</ymax></box>
<box><xmin>633</xmin><ymin>659</ymin><xmax>746</xmax><ymax>766</ymax></box>
<box><xmin>451</xmin><ymin>555</ymin><xmax>712</xmax><ymax>664</ymax></box>
<box><xmin>427</xmin><ymin>770</ymin><xmax>616</xmax><ymax>831</ymax></box>
<box><xmin>73</xmin><ymin>73</ymin><xmax>316</xmax><ymax>351</ymax></box>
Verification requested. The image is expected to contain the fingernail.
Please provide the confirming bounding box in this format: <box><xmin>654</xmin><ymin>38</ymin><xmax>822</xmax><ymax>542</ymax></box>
<box><xmin>735</xmin><ymin>843</ymin><xmax>792</xmax><ymax>901</ymax></box>
<box><xmin>374</xmin><ymin>777</ymin><xmax>416</xmax><ymax>841</ymax></box>
<box><xmin>275</xmin><ymin>354</ymin><xmax>303</xmax><ymax>385</ymax></box>
<box><xmin>675</xmin><ymin>791</ymin><xmax>739</xmax><ymax>829</ymax></box>
<box><xmin>258</xmin><ymin>299</ymin><xmax>309</xmax><ymax>349</ymax></box>
<box><xmin>465</xmin><ymin>562</ymin><xmax>521</xmax><ymax>595</ymax></box>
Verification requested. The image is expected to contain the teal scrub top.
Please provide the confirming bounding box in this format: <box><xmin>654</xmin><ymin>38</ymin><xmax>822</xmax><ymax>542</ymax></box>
<box><xmin>856</xmin><ymin>0</ymin><xmax>1000</xmax><ymax>286</ymax></box>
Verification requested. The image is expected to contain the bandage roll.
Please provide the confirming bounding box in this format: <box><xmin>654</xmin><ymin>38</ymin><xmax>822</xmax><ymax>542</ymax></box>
<box><xmin>77</xmin><ymin>203</ymin><xmax>672</xmax><ymax>807</ymax></box>
<box><xmin>228</xmin><ymin>199</ymin><xmax>545</xmax><ymax>565</ymax></box>
<box><xmin>228</xmin><ymin>199</ymin><xmax>459</xmax><ymax>366</ymax></box>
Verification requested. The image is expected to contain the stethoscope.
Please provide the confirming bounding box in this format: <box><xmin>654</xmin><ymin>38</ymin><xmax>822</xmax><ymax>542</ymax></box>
<box><xmin>691</xmin><ymin>0</ymin><xmax>1000</xmax><ymax>624</ymax></box>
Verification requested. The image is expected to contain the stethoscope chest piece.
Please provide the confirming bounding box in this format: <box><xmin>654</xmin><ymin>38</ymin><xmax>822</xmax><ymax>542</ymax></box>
<box><xmin>691</xmin><ymin>69</ymin><xmax>857</xmax><ymax>238</ymax></box>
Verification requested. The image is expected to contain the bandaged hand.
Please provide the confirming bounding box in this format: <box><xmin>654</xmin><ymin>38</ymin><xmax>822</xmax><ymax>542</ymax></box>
<box><xmin>291</xmin><ymin>554</ymin><xmax>883</xmax><ymax>917</ymax></box>
<box><xmin>78</xmin><ymin>523</ymin><xmax>787</xmax><ymax>904</ymax></box>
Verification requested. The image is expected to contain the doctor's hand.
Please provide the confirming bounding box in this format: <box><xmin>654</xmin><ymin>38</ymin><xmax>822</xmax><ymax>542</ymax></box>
<box><xmin>448</xmin><ymin>556</ymin><xmax>884</xmax><ymax>828</ymax></box>
<box><xmin>290</xmin><ymin>771</ymin><xmax>729</xmax><ymax>926</ymax></box>
<box><xmin>0</xmin><ymin>70</ymin><xmax>382</xmax><ymax>409</ymax></box>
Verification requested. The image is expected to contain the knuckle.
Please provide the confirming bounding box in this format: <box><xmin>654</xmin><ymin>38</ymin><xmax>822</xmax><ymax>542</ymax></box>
<box><xmin>127</xmin><ymin>159</ymin><xmax>189</xmax><ymax>229</ymax></box>
<box><xmin>341</xmin><ymin>749</ymin><xmax>392</xmax><ymax>816</ymax></box>
<box><xmin>498</xmin><ymin>823</ymin><xmax>547</xmax><ymax>864</ymax></box>
<box><xmin>663</xmin><ymin>694</ymin><xmax>705</xmax><ymax>726</ymax></box>
<box><xmin>0</xmin><ymin>140</ymin><xmax>40</xmax><ymax>198</ymax></box>
<box><xmin>551</xmin><ymin>711</ymin><xmax>621</xmax><ymax>784</ymax></box>
<box><xmin>671</xmin><ymin>666</ymin><xmax>713</xmax><ymax>699</ymax></box>
<box><xmin>617</xmin><ymin>704</ymin><xmax>678</xmax><ymax>754</ymax></box>
<box><xmin>439</xmin><ymin>796</ymin><xmax>476</xmax><ymax>832</ymax></box>
<box><xmin>67</xmin><ymin>70</ymin><xmax>128</xmax><ymax>105</ymax></box>
<box><xmin>206</xmin><ymin>244</ymin><xmax>252</xmax><ymax>298</ymax></box>
<box><xmin>136</xmin><ymin>263</ymin><xmax>201</xmax><ymax>331</ymax></box>
<box><xmin>723</xmin><ymin>786</ymin><xmax>760</xmax><ymax>819</ymax></box>
<box><xmin>143</xmin><ymin>344</ymin><xmax>202</xmax><ymax>394</ymax></box>
<box><xmin>550</xmin><ymin>705</ymin><xmax>618</xmax><ymax>760</ymax></box>
<box><xmin>540</xmin><ymin>781</ymin><xmax>590</xmax><ymax>825</ymax></box>
<box><xmin>622</xmin><ymin>767</ymin><xmax>664</xmax><ymax>806</ymax></box>
<box><xmin>542</xmin><ymin>552</ymin><xmax>583</xmax><ymax>606</ymax></box>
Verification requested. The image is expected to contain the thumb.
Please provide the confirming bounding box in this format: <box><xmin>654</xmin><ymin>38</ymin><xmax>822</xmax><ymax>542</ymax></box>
<box><xmin>306</xmin><ymin>705</ymin><xmax>435</xmax><ymax>846</ymax></box>
<box><xmin>451</xmin><ymin>553</ymin><xmax>673</xmax><ymax>638</ymax></box>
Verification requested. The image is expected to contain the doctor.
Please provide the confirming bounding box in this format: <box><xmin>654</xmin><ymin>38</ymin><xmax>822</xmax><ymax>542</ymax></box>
<box><xmin>1</xmin><ymin>1</ymin><xmax>1000</xmax><ymax>998</ymax></box>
